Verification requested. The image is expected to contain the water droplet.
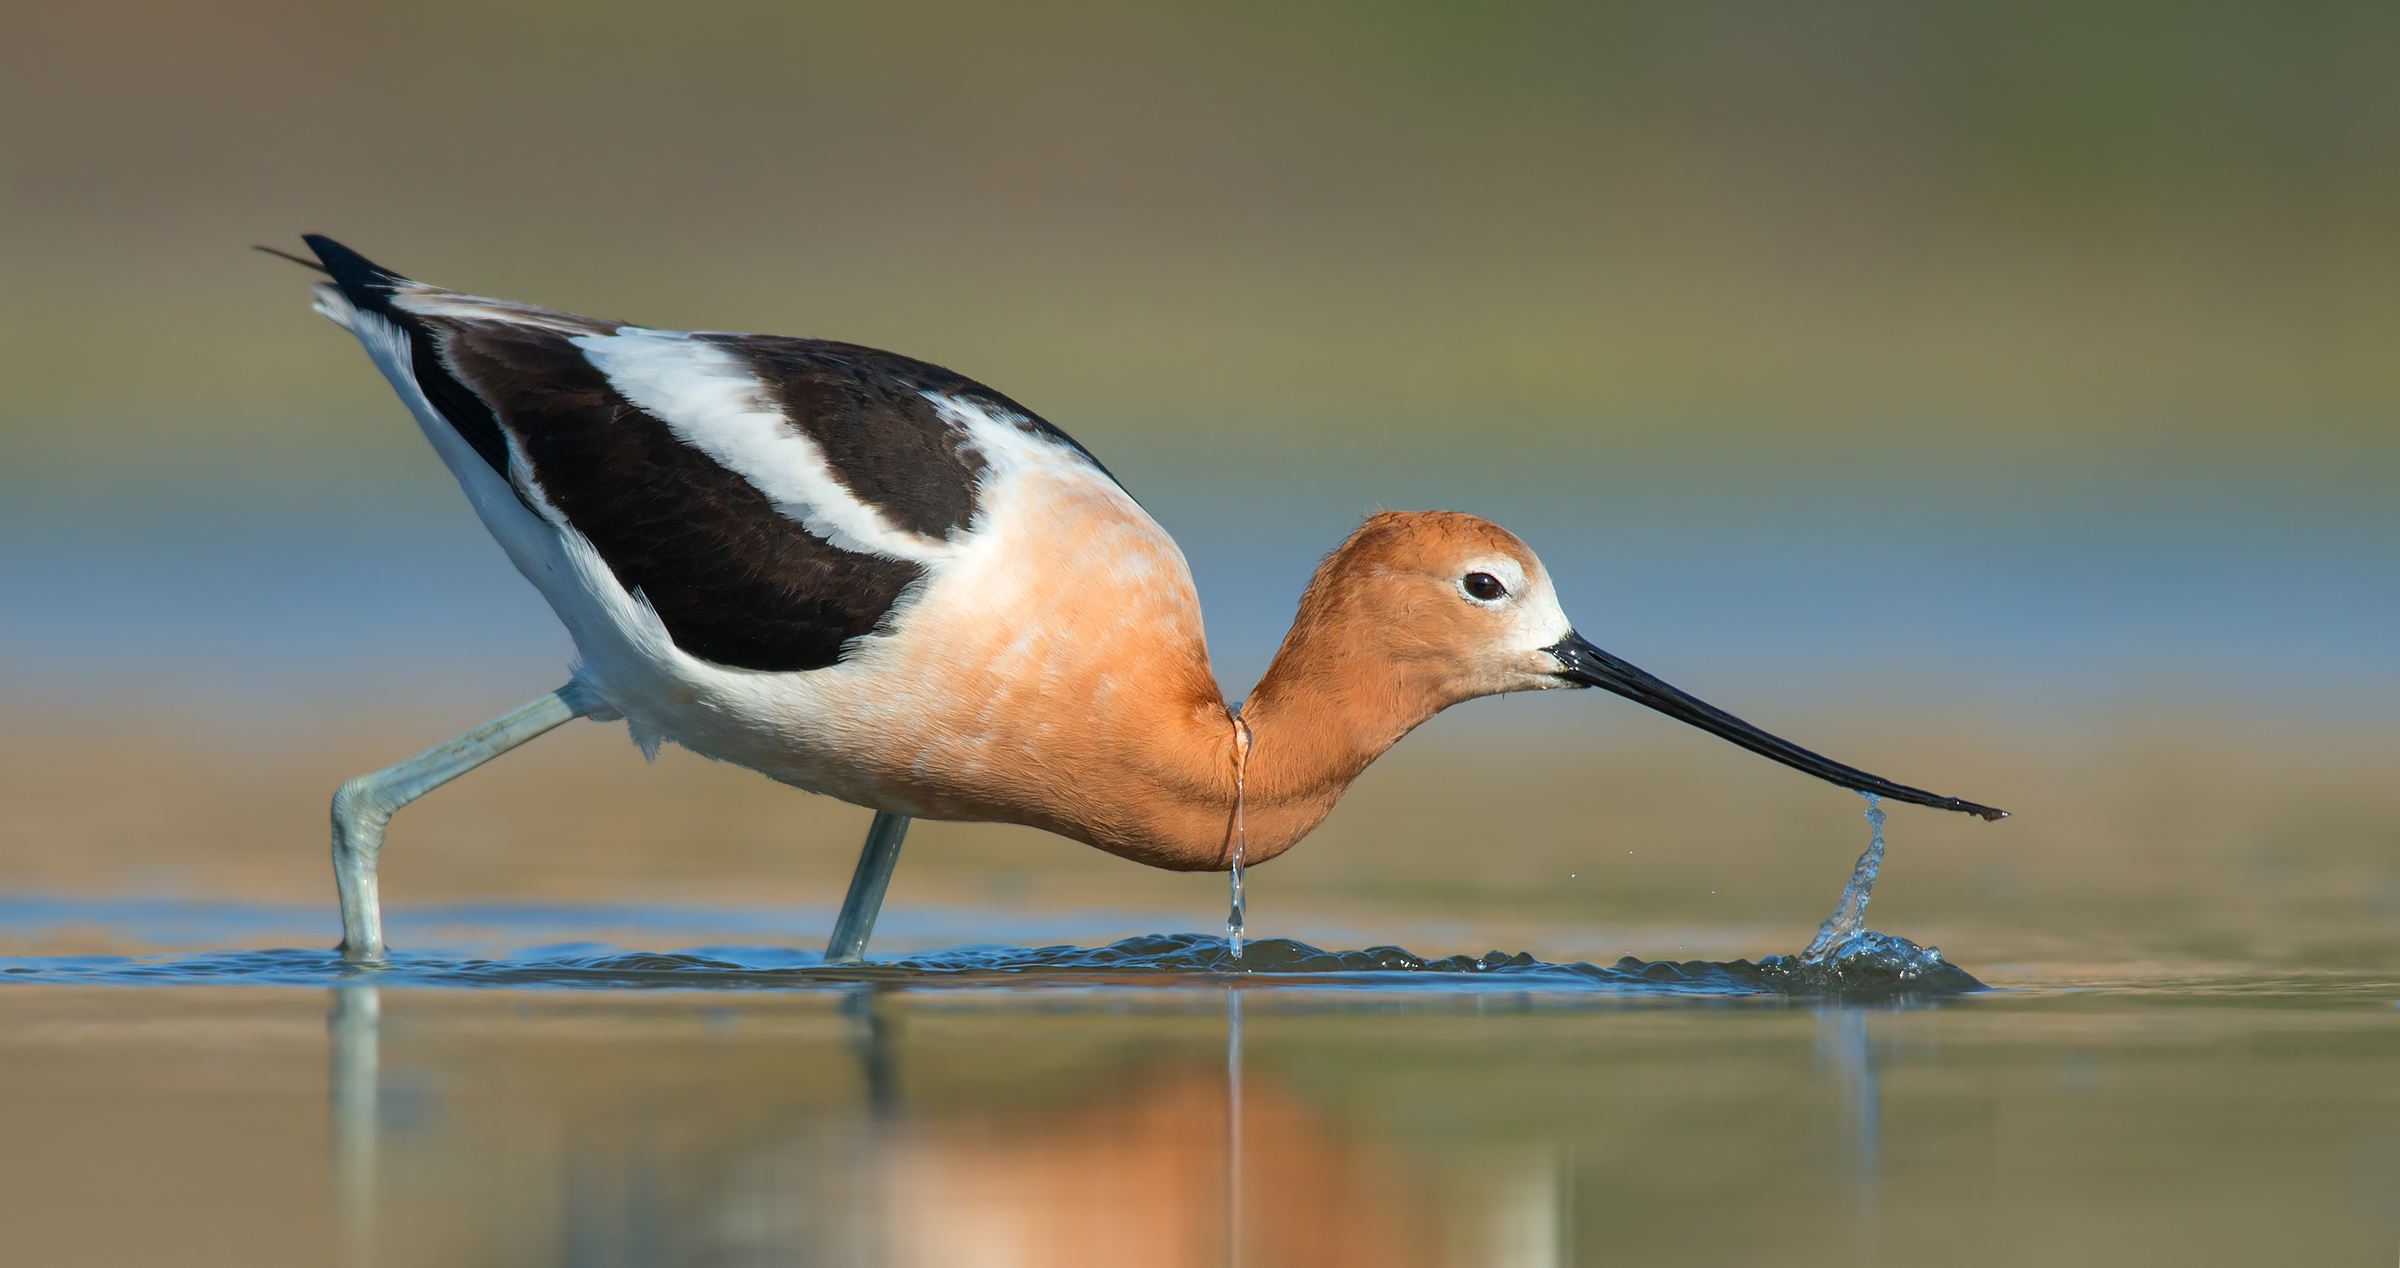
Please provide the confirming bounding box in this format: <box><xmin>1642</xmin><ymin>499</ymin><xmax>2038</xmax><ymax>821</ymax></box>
<box><xmin>1226</xmin><ymin>709</ymin><xmax>1254</xmax><ymax>961</ymax></box>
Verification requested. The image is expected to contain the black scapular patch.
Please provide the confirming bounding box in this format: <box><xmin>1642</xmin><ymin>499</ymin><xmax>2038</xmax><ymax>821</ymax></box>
<box><xmin>441</xmin><ymin>323</ymin><xmax>922</xmax><ymax>672</ymax></box>
<box><xmin>715</xmin><ymin>333</ymin><xmax>1120</xmax><ymax>531</ymax></box>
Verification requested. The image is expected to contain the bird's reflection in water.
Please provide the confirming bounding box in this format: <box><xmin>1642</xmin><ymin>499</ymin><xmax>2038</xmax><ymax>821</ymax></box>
<box><xmin>326</xmin><ymin>984</ymin><xmax>1570</xmax><ymax>1268</ymax></box>
<box><xmin>717</xmin><ymin>989</ymin><xmax>1450</xmax><ymax>1268</ymax></box>
<box><xmin>869</xmin><ymin>1066</ymin><xmax>1420</xmax><ymax>1266</ymax></box>
<box><xmin>329</xmin><ymin>982</ymin><xmax>380</xmax><ymax>1268</ymax></box>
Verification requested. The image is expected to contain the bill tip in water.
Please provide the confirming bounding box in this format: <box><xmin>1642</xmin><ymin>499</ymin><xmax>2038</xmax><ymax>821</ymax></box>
<box><xmin>1908</xmin><ymin>790</ymin><xmax>2008</xmax><ymax>821</ymax></box>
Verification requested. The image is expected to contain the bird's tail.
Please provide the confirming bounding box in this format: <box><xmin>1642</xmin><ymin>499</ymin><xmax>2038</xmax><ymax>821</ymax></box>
<box><xmin>291</xmin><ymin>234</ymin><xmax>421</xmax><ymax>336</ymax></box>
<box><xmin>267</xmin><ymin>234</ymin><xmax>524</xmax><ymax>477</ymax></box>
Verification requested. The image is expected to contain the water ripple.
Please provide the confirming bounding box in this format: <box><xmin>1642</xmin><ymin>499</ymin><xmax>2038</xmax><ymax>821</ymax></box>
<box><xmin>0</xmin><ymin>930</ymin><xmax>1981</xmax><ymax>997</ymax></box>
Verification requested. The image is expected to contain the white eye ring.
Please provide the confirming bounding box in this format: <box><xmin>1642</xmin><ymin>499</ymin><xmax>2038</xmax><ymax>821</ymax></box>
<box><xmin>1461</xmin><ymin>571</ymin><xmax>1509</xmax><ymax>603</ymax></box>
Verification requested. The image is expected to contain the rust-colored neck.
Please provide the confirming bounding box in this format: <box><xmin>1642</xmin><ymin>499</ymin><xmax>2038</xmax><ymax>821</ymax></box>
<box><xmin>1064</xmin><ymin>526</ymin><xmax>1472</xmax><ymax>871</ymax></box>
<box><xmin>1222</xmin><ymin>710</ymin><xmax>1254</xmax><ymax>868</ymax></box>
<box><xmin>1010</xmin><ymin>575</ymin><xmax>1452</xmax><ymax>873</ymax></box>
<box><xmin>966</xmin><ymin>512</ymin><xmax>1521</xmax><ymax>873</ymax></box>
<box><xmin>1221</xmin><ymin>603</ymin><xmax>1452</xmax><ymax>865</ymax></box>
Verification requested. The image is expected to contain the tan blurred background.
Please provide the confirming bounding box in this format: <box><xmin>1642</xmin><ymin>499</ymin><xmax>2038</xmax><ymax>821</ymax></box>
<box><xmin>2</xmin><ymin>0</ymin><xmax>2396</xmax><ymax>968</ymax></box>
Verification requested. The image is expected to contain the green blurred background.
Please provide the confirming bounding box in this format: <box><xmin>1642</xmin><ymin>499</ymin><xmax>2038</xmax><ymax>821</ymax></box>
<box><xmin>10</xmin><ymin>2</ymin><xmax>2400</xmax><ymax>458</ymax></box>
<box><xmin>1</xmin><ymin>0</ymin><xmax>2395</xmax><ymax>966</ymax></box>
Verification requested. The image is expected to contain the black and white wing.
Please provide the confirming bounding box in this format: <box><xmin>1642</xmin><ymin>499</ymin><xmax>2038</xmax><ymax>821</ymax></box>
<box><xmin>302</xmin><ymin>234</ymin><xmax>1115</xmax><ymax>673</ymax></box>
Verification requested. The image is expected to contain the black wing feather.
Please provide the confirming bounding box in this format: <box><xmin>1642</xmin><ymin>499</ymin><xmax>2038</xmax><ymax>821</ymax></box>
<box><xmin>304</xmin><ymin>234</ymin><xmax>518</xmax><ymax>480</ymax></box>
<box><xmin>304</xmin><ymin>236</ymin><xmax>1121</xmax><ymax>674</ymax></box>
<box><xmin>718</xmin><ymin>334</ymin><xmax>1124</xmax><ymax>510</ymax></box>
<box><xmin>438</xmin><ymin>322</ymin><xmax>924</xmax><ymax>672</ymax></box>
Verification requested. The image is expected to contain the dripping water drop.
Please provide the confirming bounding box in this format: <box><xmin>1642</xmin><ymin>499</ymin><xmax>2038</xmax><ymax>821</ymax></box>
<box><xmin>1226</xmin><ymin>707</ymin><xmax>1253</xmax><ymax>962</ymax></box>
<box><xmin>1228</xmin><ymin>857</ymin><xmax>1246</xmax><ymax>959</ymax></box>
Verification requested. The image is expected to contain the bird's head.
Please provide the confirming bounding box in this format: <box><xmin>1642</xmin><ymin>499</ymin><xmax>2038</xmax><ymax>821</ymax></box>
<box><xmin>1268</xmin><ymin>509</ymin><xmax>2006</xmax><ymax>820</ymax></box>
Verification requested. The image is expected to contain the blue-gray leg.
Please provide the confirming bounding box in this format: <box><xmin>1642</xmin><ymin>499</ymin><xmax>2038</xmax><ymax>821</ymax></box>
<box><xmin>825</xmin><ymin>811</ymin><xmax>911</xmax><ymax>964</ymax></box>
<box><xmin>330</xmin><ymin>684</ymin><xmax>595</xmax><ymax>961</ymax></box>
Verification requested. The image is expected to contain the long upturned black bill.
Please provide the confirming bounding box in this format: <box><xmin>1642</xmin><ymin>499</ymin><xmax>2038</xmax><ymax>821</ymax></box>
<box><xmin>1544</xmin><ymin>631</ymin><xmax>2007</xmax><ymax>821</ymax></box>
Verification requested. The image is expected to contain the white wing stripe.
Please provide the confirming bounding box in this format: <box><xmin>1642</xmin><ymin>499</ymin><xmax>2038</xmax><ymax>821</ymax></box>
<box><xmin>572</xmin><ymin>329</ymin><xmax>955</xmax><ymax>564</ymax></box>
<box><xmin>392</xmin><ymin>286</ymin><xmax>611</xmax><ymax>336</ymax></box>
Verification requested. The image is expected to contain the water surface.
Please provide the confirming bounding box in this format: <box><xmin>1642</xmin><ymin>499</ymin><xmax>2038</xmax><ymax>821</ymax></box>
<box><xmin>3</xmin><ymin>892</ymin><xmax>2395</xmax><ymax>1267</ymax></box>
<box><xmin>5</xmin><ymin>964</ymin><xmax>2395</xmax><ymax>1267</ymax></box>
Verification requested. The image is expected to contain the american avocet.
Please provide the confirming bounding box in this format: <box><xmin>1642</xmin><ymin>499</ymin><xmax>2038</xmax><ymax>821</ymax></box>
<box><xmin>289</xmin><ymin>236</ymin><xmax>2003</xmax><ymax>963</ymax></box>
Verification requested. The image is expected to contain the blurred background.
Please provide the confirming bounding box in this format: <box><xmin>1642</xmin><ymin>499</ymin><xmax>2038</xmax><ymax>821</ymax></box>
<box><xmin>2</xmin><ymin>0</ymin><xmax>2395</xmax><ymax>970</ymax></box>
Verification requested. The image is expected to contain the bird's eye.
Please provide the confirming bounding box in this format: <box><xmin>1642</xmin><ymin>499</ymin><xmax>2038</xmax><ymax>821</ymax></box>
<box><xmin>1463</xmin><ymin>572</ymin><xmax>1508</xmax><ymax>601</ymax></box>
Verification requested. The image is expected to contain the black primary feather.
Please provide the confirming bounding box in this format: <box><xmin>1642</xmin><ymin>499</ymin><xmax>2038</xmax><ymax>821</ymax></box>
<box><xmin>302</xmin><ymin>234</ymin><xmax>514</xmax><ymax>479</ymax></box>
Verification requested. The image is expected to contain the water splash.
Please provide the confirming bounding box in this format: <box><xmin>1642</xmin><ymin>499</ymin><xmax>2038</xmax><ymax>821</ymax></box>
<box><xmin>1754</xmin><ymin>792</ymin><xmax>1975</xmax><ymax>993</ymax></box>
<box><xmin>1226</xmin><ymin>708</ymin><xmax>1254</xmax><ymax>961</ymax></box>
<box><xmin>1803</xmin><ymin>794</ymin><xmax>1887</xmax><ymax>964</ymax></box>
